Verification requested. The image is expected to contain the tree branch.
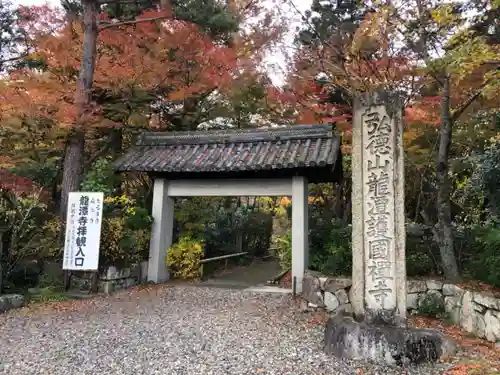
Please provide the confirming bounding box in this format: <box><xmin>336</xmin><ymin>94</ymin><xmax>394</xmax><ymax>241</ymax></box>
<box><xmin>83</xmin><ymin>141</ymin><xmax>112</xmax><ymax>171</ymax></box>
<box><xmin>99</xmin><ymin>15</ymin><xmax>169</xmax><ymax>30</ymax></box>
<box><xmin>0</xmin><ymin>53</ymin><xmax>30</xmax><ymax>65</ymax></box>
<box><xmin>450</xmin><ymin>75</ymin><xmax>497</xmax><ymax>123</ymax></box>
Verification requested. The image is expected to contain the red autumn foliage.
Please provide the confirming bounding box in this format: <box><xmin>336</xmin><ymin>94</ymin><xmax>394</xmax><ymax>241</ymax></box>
<box><xmin>0</xmin><ymin>170</ymin><xmax>42</xmax><ymax>195</ymax></box>
<box><xmin>0</xmin><ymin>6</ymin><xmax>239</xmax><ymax>128</ymax></box>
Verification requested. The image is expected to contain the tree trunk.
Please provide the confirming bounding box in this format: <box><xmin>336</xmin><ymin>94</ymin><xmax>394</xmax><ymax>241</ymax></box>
<box><xmin>59</xmin><ymin>0</ymin><xmax>99</xmax><ymax>217</ymax></box>
<box><xmin>59</xmin><ymin>130</ymin><xmax>86</xmax><ymax>217</ymax></box>
<box><xmin>0</xmin><ymin>232</ymin><xmax>3</xmax><ymax>294</ymax></box>
<box><xmin>436</xmin><ymin>77</ymin><xmax>461</xmax><ymax>282</ymax></box>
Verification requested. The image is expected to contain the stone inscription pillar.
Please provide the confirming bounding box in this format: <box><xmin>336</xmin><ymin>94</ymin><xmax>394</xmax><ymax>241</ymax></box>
<box><xmin>351</xmin><ymin>90</ymin><xmax>406</xmax><ymax>326</ymax></box>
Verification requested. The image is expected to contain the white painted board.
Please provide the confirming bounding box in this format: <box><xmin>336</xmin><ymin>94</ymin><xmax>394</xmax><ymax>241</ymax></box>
<box><xmin>62</xmin><ymin>192</ymin><xmax>104</xmax><ymax>271</ymax></box>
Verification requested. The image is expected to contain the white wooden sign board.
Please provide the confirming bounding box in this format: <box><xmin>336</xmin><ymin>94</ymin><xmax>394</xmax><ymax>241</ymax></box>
<box><xmin>62</xmin><ymin>192</ymin><xmax>104</xmax><ymax>271</ymax></box>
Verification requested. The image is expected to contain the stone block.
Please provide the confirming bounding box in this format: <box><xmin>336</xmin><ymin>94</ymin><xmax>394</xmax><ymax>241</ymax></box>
<box><xmin>473</xmin><ymin>292</ymin><xmax>499</xmax><ymax>310</ymax></box>
<box><xmin>323</xmin><ymin>278</ymin><xmax>352</xmax><ymax>293</ymax></box>
<box><xmin>319</xmin><ymin>277</ymin><xmax>328</xmax><ymax>289</ymax></box>
<box><xmin>407</xmin><ymin>293</ymin><xmax>420</xmax><ymax>310</ymax></box>
<box><xmin>119</xmin><ymin>267</ymin><xmax>131</xmax><ymax>279</ymax></box>
<box><xmin>460</xmin><ymin>292</ymin><xmax>486</xmax><ymax>339</ymax></box>
<box><xmin>426</xmin><ymin>280</ymin><xmax>443</xmax><ymax>290</ymax></box>
<box><xmin>484</xmin><ymin>310</ymin><xmax>500</xmax><ymax>342</ymax></box>
<box><xmin>0</xmin><ymin>294</ymin><xmax>25</xmax><ymax>313</ymax></box>
<box><xmin>302</xmin><ymin>274</ymin><xmax>324</xmax><ymax>307</ymax></box>
<box><xmin>337</xmin><ymin>303</ymin><xmax>353</xmax><ymax>315</ymax></box>
<box><xmin>324</xmin><ymin>292</ymin><xmax>340</xmax><ymax>311</ymax></box>
<box><xmin>335</xmin><ymin>289</ymin><xmax>349</xmax><ymax>305</ymax></box>
<box><xmin>444</xmin><ymin>296</ymin><xmax>461</xmax><ymax>324</ymax></box>
<box><xmin>102</xmin><ymin>280</ymin><xmax>114</xmax><ymax>295</ymax></box>
<box><xmin>305</xmin><ymin>269</ymin><xmax>324</xmax><ymax>278</ymax></box>
<box><xmin>105</xmin><ymin>266</ymin><xmax>118</xmax><ymax>280</ymax></box>
<box><xmin>324</xmin><ymin>314</ymin><xmax>457</xmax><ymax>366</ymax></box>
<box><xmin>407</xmin><ymin>280</ymin><xmax>427</xmax><ymax>294</ymax></box>
<box><xmin>442</xmin><ymin>284</ymin><xmax>464</xmax><ymax>297</ymax></box>
<box><xmin>473</xmin><ymin>302</ymin><xmax>487</xmax><ymax>314</ymax></box>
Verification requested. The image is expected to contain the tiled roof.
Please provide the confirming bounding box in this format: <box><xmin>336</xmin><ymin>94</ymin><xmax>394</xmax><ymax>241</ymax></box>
<box><xmin>113</xmin><ymin>124</ymin><xmax>341</xmax><ymax>174</ymax></box>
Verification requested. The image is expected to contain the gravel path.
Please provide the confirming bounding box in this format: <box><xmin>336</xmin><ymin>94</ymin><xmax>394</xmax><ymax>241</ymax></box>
<box><xmin>0</xmin><ymin>286</ymin><xmax>446</xmax><ymax>375</ymax></box>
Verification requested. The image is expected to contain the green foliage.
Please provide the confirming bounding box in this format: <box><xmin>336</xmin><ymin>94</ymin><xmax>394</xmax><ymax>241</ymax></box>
<box><xmin>472</xmin><ymin>136</ymin><xmax>500</xmax><ymax>217</ymax></box>
<box><xmin>467</xmin><ymin>224</ymin><xmax>500</xmax><ymax>288</ymax></box>
<box><xmin>37</xmin><ymin>269</ymin><xmax>64</xmax><ymax>290</ymax></box>
<box><xmin>0</xmin><ymin>189</ymin><xmax>54</xmax><ymax>291</ymax></box>
<box><xmin>100</xmin><ymin>0</ymin><xmax>239</xmax><ymax>43</ymax></box>
<box><xmin>174</xmin><ymin>197</ymin><xmax>273</xmax><ymax>260</ymax></box>
<box><xmin>166</xmin><ymin>235</ymin><xmax>205</xmax><ymax>279</ymax></box>
<box><xmin>0</xmin><ymin>0</ymin><xmax>28</xmax><ymax>73</ymax></box>
<box><xmin>405</xmin><ymin>223</ymin><xmax>440</xmax><ymax>277</ymax></box>
<box><xmin>99</xmin><ymin>195</ymin><xmax>152</xmax><ymax>269</ymax></box>
<box><xmin>81</xmin><ymin>164</ymin><xmax>153</xmax><ymax>270</ymax></box>
<box><xmin>80</xmin><ymin>158</ymin><xmax>116</xmax><ymax>196</ymax></box>
<box><xmin>274</xmin><ymin>231</ymin><xmax>292</xmax><ymax>270</ymax></box>
<box><xmin>170</xmin><ymin>0</ymin><xmax>240</xmax><ymax>43</ymax></box>
<box><xmin>308</xmin><ymin>203</ymin><xmax>352</xmax><ymax>275</ymax></box>
<box><xmin>27</xmin><ymin>287</ymin><xmax>69</xmax><ymax>303</ymax></box>
<box><xmin>418</xmin><ymin>293</ymin><xmax>446</xmax><ymax>319</ymax></box>
<box><xmin>9</xmin><ymin>161</ymin><xmax>59</xmax><ymax>190</ymax></box>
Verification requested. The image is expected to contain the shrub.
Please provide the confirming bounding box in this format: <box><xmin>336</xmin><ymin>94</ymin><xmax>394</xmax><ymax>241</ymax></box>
<box><xmin>312</xmin><ymin>218</ymin><xmax>352</xmax><ymax>276</ymax></box>
<box><xmin>166</xmin><ymin>235</ymin><xmax>205</xmax><ymax>279</ymax></box>
<box><xmin>99</xmin><ymin>195</ymin><xmax>152</xmax><ymax>269</ymax></box>
<box><xmin>418</xmin><ymin>293</ymin><xmax>446</xmax><ymax>318</ymax></box>
<box><xmin>274</xmin><ymin>231</ymin><xmax>292</xmax><ymax>270</ymax></box>
<box><xmin>467</xmin><ymin>224</ymin><xmax>500</xmax><ymax>287</ymax></box>
<box><xmin>80</xmin><ymin>158</ymin><xmax>116</xmax><ymax>196</ymax></box>
<box><xmin>0</xmin><ymin>188</ymin><xmax>53</xmax><ymax>292</ymax></box>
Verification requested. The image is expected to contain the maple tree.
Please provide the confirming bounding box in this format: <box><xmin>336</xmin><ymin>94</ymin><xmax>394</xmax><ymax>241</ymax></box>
<box><xmin>0</xmin><ymin>4</ymin><xmax>237</xmax><ymax>214</ymax></box>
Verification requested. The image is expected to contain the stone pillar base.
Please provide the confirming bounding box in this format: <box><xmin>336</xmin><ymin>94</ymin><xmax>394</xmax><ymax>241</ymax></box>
<box><xmin>324</xmin><ymin>313</ymin><xmax>456</xmax><ymax>366</ymax></box>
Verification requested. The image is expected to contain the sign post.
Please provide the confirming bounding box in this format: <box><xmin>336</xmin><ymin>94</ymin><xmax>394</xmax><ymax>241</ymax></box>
<box><xmin>63</xmin><ymin>192</ymin><xmax>104</xmax><ymax>292</ymax></box>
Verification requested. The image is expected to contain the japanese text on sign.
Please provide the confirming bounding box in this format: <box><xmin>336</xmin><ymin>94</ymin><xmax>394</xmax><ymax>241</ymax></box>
<box><xmin>362</xmin><ymin>107</ymin><xmax>396</xmax><ymax>310</ymax></box>
<box><xmin>63</xmin><ymin>192</ymin><xmax>103</xmax><ymax>271</ymax></box>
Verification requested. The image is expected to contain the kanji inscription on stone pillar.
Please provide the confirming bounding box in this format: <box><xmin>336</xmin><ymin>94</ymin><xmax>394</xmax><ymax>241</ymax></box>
<box><xmin>351</xmin><ymin>90</ymin><xmax>406</xmax><ymax>326</ymax></box>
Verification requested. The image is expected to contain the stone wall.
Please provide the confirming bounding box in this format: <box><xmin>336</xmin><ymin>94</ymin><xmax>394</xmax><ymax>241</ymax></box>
<box><xmin>71</xmin><ymin>261</ymin><xmax>148</xmax><ymax>294</ymax></box>
<box><xmin>302</xmin><ymin>270</ymin><xmax>500</xmax><ymax>344</ymax></box>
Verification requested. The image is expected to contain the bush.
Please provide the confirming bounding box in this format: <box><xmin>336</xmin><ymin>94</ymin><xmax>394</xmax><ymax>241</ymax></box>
<box><xmin>274</xmin><ymin>231</ymin><xmax>292</xmax><ymax>270</ymax></box>
<box><xmin>311</xmin><ymin>218</ymin><xmax>352</xmax><ymax>276</ymax></box>
<box><xmin>175</xmin><ymin>197</ymin><xmax>273</xmax><ymax>260</ymax></box>
<box><xmin>80</xmin><ymin>158</ymin><xmax>116</xmax><ymax>196</ymax></box>
<box><xmin>99</xmin><ymin>195</ymin><xmax>152</xmax><ymax>269</ymax></box>
<box><xmin>418</xmin><ymin>293</ymin><xmax>446</xmax><ymax>318</ymax></box>
<box><xmin>0</xmin><ymin>189</ymin><xmax>54</xmax><ymax>292</ymax></box>
<box><xmin>467</xmin><ymin>224</ymin><xmax>500</xmax><ymax>287</ymax></box>
<box><xmin>166</xmin><ymin>235</ymin><xmax>205</xmax><ymax>279</ymax></box>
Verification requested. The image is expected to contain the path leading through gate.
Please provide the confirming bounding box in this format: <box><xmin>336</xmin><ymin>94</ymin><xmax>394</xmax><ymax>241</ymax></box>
<box><xmin>197</xmin><ymin>258</ymin><xmax>287</xmax><ymax>291</ymax></box>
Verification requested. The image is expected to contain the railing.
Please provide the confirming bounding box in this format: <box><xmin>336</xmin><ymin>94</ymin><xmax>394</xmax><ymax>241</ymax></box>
<box><xmin>199</xmin><ymin>252</ymin><xmax>248</xmax><ymax>280</ymax></box>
